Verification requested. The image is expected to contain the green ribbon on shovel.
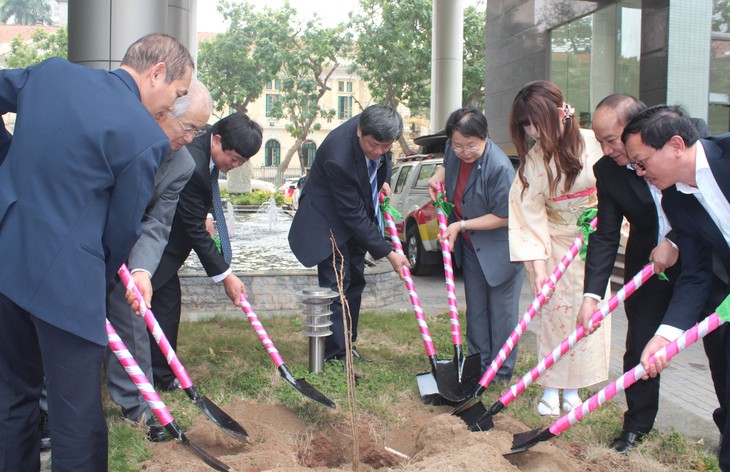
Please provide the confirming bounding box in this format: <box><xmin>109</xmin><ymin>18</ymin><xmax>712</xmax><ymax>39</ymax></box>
<box><xmin>717</xmin><ymin>293</ymin><xmax>730</xmax><ymax>323</ymax></box>
<box><xmin>213</xmin><ymin>236</ymin><xmax>222</xmax><ymax>254</ymax></box>
<box><xmin>577</xmin><ymin>208</ymin><xmax>598</xmax><ymax>261</ymax></box>
<box><xmin>433</xmin><ymin>191</ymin><xmax>454</xmax><ymax>217</ymax></box>
<box><xmin>380</xmin><ymin>196</ymin><xmax>401</xmax><ymax>219</ymax></box>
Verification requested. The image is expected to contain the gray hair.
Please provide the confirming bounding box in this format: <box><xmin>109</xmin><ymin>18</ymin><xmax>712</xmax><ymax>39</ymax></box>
<box><xmin>121</xmin><ymin>33</ymin><xmax>194</xmax><ymax>83</ymax></box>
<box><xmin>359</xmin><ymin>104</ymin><xmax>403</xmax><ymax>142</ymax></box>
<box><xmin>171</xmin><ymin>78</ymin><xmax>213</xmax><ymax>117</ymax></box>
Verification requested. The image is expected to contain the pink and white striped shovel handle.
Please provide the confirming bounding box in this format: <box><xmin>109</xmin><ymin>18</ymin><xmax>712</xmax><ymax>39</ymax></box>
<box><xmin>475</xmin><ymin>217</ymin><xmax>598</xmax><ymax>392</ymax></box>
<box><xmin>239</xmin><ymin>293</ymin><xmax>286</xmax><ymax>367</ymax></box>
<box><xmin>435</xmin><ymin>181</ymin><xmax>462</xmax><ymax>347</ymax></box>
<box><xmin>106</xmin><ymin>319</ymin><xmax>174</xmax><ymax>426</ymax></box>
<box><xmin>549</xmin><ymin>305</ymin><xmax>728</xmax><ymax>437</ymax></box>
<box><xmin>380</xmin><ymin>193</ymin><xmax>437</xmax><ymax>357</ymax></box>
<box><xmin>500</xmin><ymin>263</ymin><xmax>655</xmax><ymax>407</ymax></box>
<box><xmin>119</xmin><ymin>264</ymin><xmax>193</xmax><ymax>389</ymax></box>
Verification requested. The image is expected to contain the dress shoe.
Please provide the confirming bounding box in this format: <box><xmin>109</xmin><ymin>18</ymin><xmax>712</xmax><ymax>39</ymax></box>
<box><xmin>155</xmin><ymin>378</ymin><xmax>181</xmax><ymax>392</ymax></box>
<box><xmin>610</xmin><ymin>430</ymin><xmax>645</xmax><ymax>454</ymax></box>
<box><xmin>39</xmin><ymin>410</ymin><xmax>51</xmax><ymax>451</ymax></box>
<box><xmin>145</xmin><ymin>418</ymin><xmax>169</xmax><ymax>443</ymax></box>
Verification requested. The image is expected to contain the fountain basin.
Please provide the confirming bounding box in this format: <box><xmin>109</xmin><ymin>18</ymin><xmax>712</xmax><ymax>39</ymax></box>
<box><xmin>179</xmin><ymin>206</ymin><xmax>407</xmax><ymax>320</ymax></box>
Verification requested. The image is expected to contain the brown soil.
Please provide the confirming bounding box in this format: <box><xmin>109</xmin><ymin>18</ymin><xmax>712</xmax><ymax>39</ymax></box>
<box><xmin>139</xmin><ymin>396</ymin><xmax>627</xmax><ymax>472</ymax></box>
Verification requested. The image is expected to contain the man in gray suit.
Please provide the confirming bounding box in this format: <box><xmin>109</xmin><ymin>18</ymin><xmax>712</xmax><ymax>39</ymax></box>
<box><xmin>103</xmin><ymin>79</ymin><xmax>213</xmax><ymax>441</ymax></box>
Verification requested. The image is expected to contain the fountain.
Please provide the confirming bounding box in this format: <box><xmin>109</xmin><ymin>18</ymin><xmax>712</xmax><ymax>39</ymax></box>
<box><xmin>178</xmin><ymin>201</ymin><xmax>407</xmax><ymax>320</ymax></box>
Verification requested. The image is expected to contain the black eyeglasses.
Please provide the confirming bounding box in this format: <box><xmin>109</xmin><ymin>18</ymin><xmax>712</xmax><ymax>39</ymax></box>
<box><xmin>627</xmin><ymin>147</ymin><xmax>658</xmax><ymax>172</ymax></box>
<box><xmin>176</xmin><ymin>117</ymin><xmax>206</xmax><ymax>138</ymax></box>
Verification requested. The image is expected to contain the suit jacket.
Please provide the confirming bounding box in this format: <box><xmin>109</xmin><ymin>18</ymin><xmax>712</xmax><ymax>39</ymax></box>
<box><xmin>152</xmin><ymin>130</ymin><xmax>229</xmax><ymax>288</ymax></box>
<box><xmin>127</xmin><ymin>148</ymin><xmax>195</xmax><ymax>275</ymax></box>
<box><xmin>289</xmin><ymin>115</ymin><xmax>392</xmax><ymax>267</ymax></box>
<box><xmin>584</xmin><ymin>156</ymin><xmax>680</xmax><ymax>295</ymax></box>
<box><xmin>444</xmin><ymin>139</ymin><xmax>522</xmax><ymax>287</ymax></box>
<box><xmin>661</xmin><ymin>134</ymin><xmax>730</xmax><ymax>330</ymax></box>
<box><xmin>0</xmin><ymin>58</ymin><xmax>169</xmax><ymax>345</ymax></box>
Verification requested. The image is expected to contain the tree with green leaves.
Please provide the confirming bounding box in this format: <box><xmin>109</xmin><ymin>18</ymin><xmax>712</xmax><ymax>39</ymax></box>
<box><xmin>6</xmin><ymin>27</ymin><xmax>67</xmax><ymax>68</ymax></box>
<box><xmin>270</xmin><ymin>18</ymin><xmax>352</xmax><ymax>183</ymax></box>
<box><xmin>462</xmin><ymin>3</ymin><xmax>486</xmax><ymax>109</ymax></box>
<box><xmin>197</xmin><ymin>1</ymin><xmax>293</xmax><ymax>116</ymax></box>
<box><xmin>349</xmin><ymin>0</ymin><xmax>431</xmax><ymax>153</ymax></box>
<box><xmin>0</xmin><ymin>0</ymin><xmax>50</xmax><ymax>25</ymax></box>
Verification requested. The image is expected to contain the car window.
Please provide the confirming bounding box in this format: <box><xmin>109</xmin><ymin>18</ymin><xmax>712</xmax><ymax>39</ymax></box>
<box><xmin>414</xmin><ymin>163</ymin><xmax>439</xmax><ymax>189</ymax></box>
<box><xmin>394</xmin><ymin>165</ymin><xmax>412</xmax><ymax>194</ymax></box>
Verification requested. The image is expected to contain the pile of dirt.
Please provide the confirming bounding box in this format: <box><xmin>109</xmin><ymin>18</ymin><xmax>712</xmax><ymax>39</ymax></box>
<box><xmin>139</xmin><ymin>397</ymin><xmax>626</xmax><ymax>472</ymax></box>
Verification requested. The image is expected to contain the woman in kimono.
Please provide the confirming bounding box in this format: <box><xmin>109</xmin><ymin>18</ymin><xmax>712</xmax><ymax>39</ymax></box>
<box><xmin>508</xmin><ymin>80</ymin><xmax>610</xmax><ymax>416</ymax></box>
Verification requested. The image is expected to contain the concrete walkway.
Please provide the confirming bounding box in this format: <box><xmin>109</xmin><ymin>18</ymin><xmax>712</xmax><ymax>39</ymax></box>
<box><xmin>381</xmin><ymin>269</ymin><xmax>721</xmax><ymax>452</ymax></box>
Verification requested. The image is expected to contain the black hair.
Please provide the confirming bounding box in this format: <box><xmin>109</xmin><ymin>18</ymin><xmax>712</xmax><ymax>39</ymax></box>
<box><xmin>621</xmin><ymin>105</ymin><xmax>699</xmax><ymax>148</ymax></box>
<box><xmin>211</xmin><ymin>113</ymin><xmax>263</xmax><ymax>159</ymax></box>
<box><xmin>445</xmin><ymin>107</ymin><xmax>488</xmax><ymax>139</ymax></box>
<box><xmin>359</xmin><ymin>104</ymin><xmax>403</xmax><ymax>142</ymax></box>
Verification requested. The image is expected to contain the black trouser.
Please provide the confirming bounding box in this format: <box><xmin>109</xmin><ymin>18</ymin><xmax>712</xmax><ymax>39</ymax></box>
<box><xmin>148</xmin><ymin>273</ymin><xmax>182</xmax><ymax>389</ymax></box>
<box><xmin>0</xmin><ymin>292</ymin><xmax>107</xmax><ymax>472</ymax></box>
<box><xmin>318</xmin><ymin>238</ymin><xmax>367</xmax><ymax>361</ymax></box>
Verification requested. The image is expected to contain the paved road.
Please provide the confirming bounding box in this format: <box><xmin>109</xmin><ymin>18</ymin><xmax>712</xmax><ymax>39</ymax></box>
<box><xmin>381</xmin><ymin>268</ymin><xmax>721</xmax><ymax>452</ymax></box>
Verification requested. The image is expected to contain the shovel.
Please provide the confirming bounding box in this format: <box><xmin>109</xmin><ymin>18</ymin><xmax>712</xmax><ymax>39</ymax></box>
<box><xmin>432</xmin><ymin>182</ymin><xmax>481</xmax><ymax>398</ymax></box>
<box><xmin>462</xmin><ymin>264</ymin><xmax>656</xmax><ymax>431</ymax></box>
<box><xmin>119</xmin><ymin>265</ymin><xmax>249</xmax><ymax>442</ymax></box>
<box><xmin>380</xmin><ymin>194</ymin><xmax>463</xmax><ymax>403</ymax></box>
<box><xmin>451</xmin><ymin>216</ymin><xmax>598</xmax><ymax>418</ymax></box>
<box><xmin>106</xmin><ymin>319</ymin><xmax>231</xmax><ymax>471</ymax></box>
<box><xmin>239</xmin><ymin>293</ymin><xmax>336</xmax><ymax>409</ymax></box>
<box><xmin>510</xmin><ymin>294</ymin><xmax>730</xmax><ymax>453</ymax></box>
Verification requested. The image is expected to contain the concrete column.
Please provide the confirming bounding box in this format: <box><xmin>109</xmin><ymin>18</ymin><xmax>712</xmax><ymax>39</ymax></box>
<box><xmin>430</xmin><ymin>0</ymin><xmax>464</xmax><ymax>133</ymax></box>
<box><xmin>667</xmin><ymin>0</ymin><xmax>712</xmax><ymax>120</ymax></box>
<box><xmin>68</xmin><ymin>0</ymin><xmax>167</xmax><ymax>70</ymax></box>
<box><xmin>167</xmin><ymin>0</ymin><xmax>197</xmax><ymax>56</ymax></box>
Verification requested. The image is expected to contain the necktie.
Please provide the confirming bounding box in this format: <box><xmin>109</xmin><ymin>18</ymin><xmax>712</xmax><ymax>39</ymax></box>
<box><xmin>368</xmin><ymin>159</ymin><xmax>382</xmax><ymax>232</ymax></box>
<box><xmin>210</xmin><ymin>166</ymin><xmax>232</xmax><ymax>264</ymax></box>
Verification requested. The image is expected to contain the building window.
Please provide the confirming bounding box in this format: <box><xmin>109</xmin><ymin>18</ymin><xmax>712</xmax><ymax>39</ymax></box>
<box><xmin>549</xmin><ymin>2</ymin><xmax>641</xmax><ymax>127</ymax></box>
<box><xmin>265</xmin><ymin>79</ymin><xmax>281</xmax><ymax>90</ymax></box>
<box><xmin>338</xmin><ymin>96</ymin><xmax>353</xmax><ymax>120</ymax></box>
<box><xmin>709</xmin><ymin>1</ymin><xmax>730</xmax><ymax>134</ymax></box>
<box><xmin>338</xmin><ymin>80</ymin><xmax>353</xmax><ymax>93</ymax></box>
<box><xmin>301</xmin><ymin>141</ymin><xmax>316</xmax><ymax>167</ymax></box>
<box><xmin>265</xmin><ymin>93</ymin><xmax>279</xmax><ymax>118</ymax></box>
<box><xmin>264</xmin><ymin>140</ymin><xmax>280</xmax><ymax>166</ymax></box>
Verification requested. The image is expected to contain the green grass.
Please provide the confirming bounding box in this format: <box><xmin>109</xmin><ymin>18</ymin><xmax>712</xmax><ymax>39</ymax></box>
<box><xmin>105</xmin><ymin>309</ymin><xmax>720</xmax><ymax>471</ymax></box>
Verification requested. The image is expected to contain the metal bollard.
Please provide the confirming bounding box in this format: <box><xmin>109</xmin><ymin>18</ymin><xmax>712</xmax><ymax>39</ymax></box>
<box><xmin>296</xmin><ymin>288</ymin><xmax>338</xmax><ymax>373</ymax></box>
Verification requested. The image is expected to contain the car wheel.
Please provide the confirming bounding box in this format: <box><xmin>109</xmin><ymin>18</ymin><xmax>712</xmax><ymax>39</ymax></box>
<box><xmin>405</xmin><ymin>224</ymin><xmax>427</xmax><ymax>276</ymax></box>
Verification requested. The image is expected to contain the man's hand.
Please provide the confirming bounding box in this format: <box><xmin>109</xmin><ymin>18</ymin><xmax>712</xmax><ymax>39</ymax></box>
<box><xmin>640</xmin><ymin>335</ymin><xmax>672</xmax><ymax>379</ymax></box>
<box><xmin>222</xmin><ymin>273</ymin><xmax>247</xmax><ymax>306</ymax></box>
<box><xmin>650</xmin><ymin>239</ymin><xmax>679</xmax><ymax>274</ymax></box>
<box><xmin>132</xmin><ymin>271</ymin><xmax>153</xmax><ymax>315</ymax></box>
<box><xmin>205</xmin><ymin>215</ymin><xmax>215</xmax><ymax>237</ymax></box>
<box><xmin>576</xmin><ymin>297</ymin><xmax>600</xmax><ymax>334</ymax></box>
<box><xmin>381</xmin><ymin>181</ymin><xmax>392</xmax><ymax>197</ymax></box>
<box><xmin>385</xmin><ymin>251</ymin><xmax>410</xmax><ymax>280</ymax></box>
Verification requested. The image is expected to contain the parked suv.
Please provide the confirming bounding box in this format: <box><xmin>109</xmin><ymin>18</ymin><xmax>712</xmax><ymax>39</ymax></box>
<box><xmin>388</xmin><ymin>132</ymin><xmax>447</xmax><ymax>275</ymax></box>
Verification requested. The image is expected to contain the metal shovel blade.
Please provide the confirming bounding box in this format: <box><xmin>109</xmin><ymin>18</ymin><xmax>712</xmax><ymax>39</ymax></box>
<box><xmin>453</xmin><ymin>398</ymin><xmax>489</xmax><ymax>429</ymax></box>
<box><xmin>508</xmin><ymin>427</ymin><xmax>553</xmax><ymax>455</ymax></box>
<box><xmin>163</xmin><ymin>420</ymin><xmax>231</xmax><ymax>471</ymax></box>
<box><xmin>278</xmin><ymin>365</ymin><xmax>336</xmax><ymax>409</ymax></box>
<box><xmin>416</xmin><ymin>371</ymin><xmax>460</xmax><ymax>405</ymax></box>
<box><xmin>191</xmin><ymin>392</ymin><xmax>249</xmax><ymax>442</ymax></box>
<box><xmin>433</xmin><ymin>353</ymin><xmax>482</xmax><ymax>401</ymax></box>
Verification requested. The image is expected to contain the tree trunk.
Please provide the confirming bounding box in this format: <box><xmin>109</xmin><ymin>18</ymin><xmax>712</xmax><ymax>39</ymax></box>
<box><xmin>275</xmin><ymin>134</ymin><xmax>305</xmax><ymax>185</ymax></box>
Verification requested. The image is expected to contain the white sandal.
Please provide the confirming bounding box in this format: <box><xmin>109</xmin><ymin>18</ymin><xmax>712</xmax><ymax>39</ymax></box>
<box><xmin>537</xmin><ymin>398</ymin><xmax>560</xmax><ymax>416</ymax></box>
<box><xmin>562</xmin><ymin>397</ymin><xmax>582</xmax><ymax>412</ymax></box>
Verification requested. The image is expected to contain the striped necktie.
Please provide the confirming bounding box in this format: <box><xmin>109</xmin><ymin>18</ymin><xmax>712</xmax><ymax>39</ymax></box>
<box><xmin>368</xmin><ymin>159</ymin><xmax>382</xmax><ymax>232</ymax></box>
<box><xmin>210</xmin><ymin>166</ymin><xmax>232</xmax><ymax>264</ymax></box>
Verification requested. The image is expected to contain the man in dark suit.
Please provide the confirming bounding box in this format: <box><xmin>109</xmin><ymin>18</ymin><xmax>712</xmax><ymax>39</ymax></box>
<box><xmin>104</xmin><ymin>79</ymin><xmax>213</xmax><ymax>442</ymax></box>
<box><xmin>288</xmin><ymin>104</ymin><xmax>409</xmax><ymax>367</ymax></box>
<box><xmin>622</xmin><ymin>106</ymin><xmax>730</xmax><ymax>469</ymax></box>
<box><xmin>0</xmin><ymin>34</ymin><xmax>194</xmax><ymax>471</ymax></box>
<box><xmin>577</xmin><ymin>95</ymin><xmax>680</xmax><ymax>453</ymax></box>
<box><xmin>148</xmin><ymin>113</ymin><xmax>262</xmax><ymax>390</ymax></box>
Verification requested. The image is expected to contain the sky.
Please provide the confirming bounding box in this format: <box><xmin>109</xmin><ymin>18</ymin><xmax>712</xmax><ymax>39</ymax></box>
<box><xmin>196</xmin><ymin>0</ymin><xmax>484</xmax><ymax>33</ymax></box>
